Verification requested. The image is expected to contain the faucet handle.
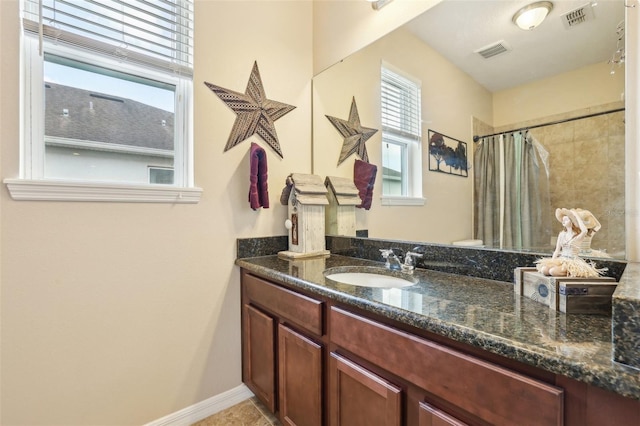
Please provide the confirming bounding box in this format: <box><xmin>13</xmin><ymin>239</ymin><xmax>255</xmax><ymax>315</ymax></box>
<box><xmin>404</xmin><ymin>251</ymin><xmax>423</xmax><ymax>266</ymax></box>
<box><xmin>379</xmin><ymin>249</ymin><xmax>394</xmax><ymax>258</ymax></box>
<box><xmin>401</xmin><ymin>251</ymin><xmax>423</xmax><ymax>274</ymax></box>
<box><xmin>380</xmin><ymin>249</ymin><xmax>401</xmax><ymax>270</ymax></box>
<box><xmin>379</xmin><ymin>248</ymin><xmax>403</xmax><ymax>257</ymax></box>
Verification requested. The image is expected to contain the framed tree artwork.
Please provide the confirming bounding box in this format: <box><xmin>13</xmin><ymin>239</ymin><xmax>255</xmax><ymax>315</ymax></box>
<box><xmin>428</xmin><ymin>130</ymin><xmax>468</xmax><ymax>177</ymax></box>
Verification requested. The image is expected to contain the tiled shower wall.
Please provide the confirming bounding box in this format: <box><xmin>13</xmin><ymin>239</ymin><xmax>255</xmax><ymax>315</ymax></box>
<box><xmin>473</xmin><ymin>101</ymin><xmax>626</xmax><ymax>257</ymax></box>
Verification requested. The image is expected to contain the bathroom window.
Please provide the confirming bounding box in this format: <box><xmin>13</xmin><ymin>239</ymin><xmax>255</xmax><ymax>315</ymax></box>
<box><xmin>8</xmin><ymin>0</ymin><xmax>201</xmax><ymax>203</ymax></box>
<box><xmin>380</xmin><ymin>64</ymin><xmax>424</xmax><ymax>205</ymax></box>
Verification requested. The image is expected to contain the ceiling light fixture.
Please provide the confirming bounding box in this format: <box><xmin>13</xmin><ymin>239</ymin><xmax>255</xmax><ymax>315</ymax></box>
<box><xmin>367</xmin><ymin>0</ymin><xmax>394</xmax><ymax>11</ymax></box>
<box><xmin>512</xmin><ymin>1</ymin><xmax>554</xmax><ymax>30</ymax></box>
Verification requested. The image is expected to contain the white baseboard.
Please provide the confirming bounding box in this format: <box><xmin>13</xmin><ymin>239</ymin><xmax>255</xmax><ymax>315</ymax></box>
<box><xmin>145</xmin><ymin>384</ymin><xmax>254</xmax><ymax>426</ymax></box>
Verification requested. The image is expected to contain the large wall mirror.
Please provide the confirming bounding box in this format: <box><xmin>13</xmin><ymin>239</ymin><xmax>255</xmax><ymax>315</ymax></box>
<box><xmin>312</xmin><ymin>0</ymin><xmax>626</xmax><ymax>259</ymax></box>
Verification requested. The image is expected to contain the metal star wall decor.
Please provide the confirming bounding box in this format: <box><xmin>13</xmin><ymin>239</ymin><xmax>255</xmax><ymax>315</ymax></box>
<box><xmin>204</xmin><ymin>61</ymin><xmax>296</xmax><ymax>158</ymax></box>
<box><xmin>325</xmin><ymin>97</ymin><xmax>378</xmax><ymax>166</ymax></box>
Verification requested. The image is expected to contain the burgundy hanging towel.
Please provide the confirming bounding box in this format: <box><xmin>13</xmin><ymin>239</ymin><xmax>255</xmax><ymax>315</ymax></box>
<box><xmin>249</xmin><ymin>142</ymin><xmax>269</xmax><ymax>210</ymax></box>
<box><xmin>353</xmin><ymin>159</ymin><xmax>377</xmax><ymax>210</ymax></box>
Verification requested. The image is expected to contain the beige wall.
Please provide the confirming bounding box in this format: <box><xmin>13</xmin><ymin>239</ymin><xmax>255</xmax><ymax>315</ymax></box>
<box><xmin>493</xmin><ymin>62</ymin><xmax>625</xmax><ymax>127</ymax></box>
<box><xmin>1</xmin><ymin>1</ymin><xmax>312</xmax><ymax>424</ymax></box>
<box><xmin>312</xmin><ymin>0</ymin><xmax>440</xmax><ymax>75</ymax></box>
<box><xmin>313</xmin><ymin>27</ymin><xmax>493</xmax><ymax>244</ymax></box>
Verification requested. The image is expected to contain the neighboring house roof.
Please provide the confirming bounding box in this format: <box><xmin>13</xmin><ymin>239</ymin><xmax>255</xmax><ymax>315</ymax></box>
<box><xmin>45</xmin><ymin>82</ymin><xmax>174</xmax><ymax>150</ymax></box>
<box><xmin>382</xmin><ymin>166</ymin><xmax>401</xmax><ymax>180</ymax></box>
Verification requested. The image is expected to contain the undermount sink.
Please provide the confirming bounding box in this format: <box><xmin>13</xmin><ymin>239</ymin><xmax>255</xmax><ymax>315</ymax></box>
<box><xmin>323</xmin><ymin>266</ymin><xmax>417</xmax><ymax>288</ymax></box>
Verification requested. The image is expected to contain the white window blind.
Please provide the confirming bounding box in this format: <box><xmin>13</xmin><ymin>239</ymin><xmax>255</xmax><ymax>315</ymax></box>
<box><xmin>22</xmin><ymin>0</ymin><xmax>193</xmax><ymax>75</ymax></box>
<box><xmin>381</xmin><ymin>67</ymin><xmax>422</xmax><ymax>141</ymax></box>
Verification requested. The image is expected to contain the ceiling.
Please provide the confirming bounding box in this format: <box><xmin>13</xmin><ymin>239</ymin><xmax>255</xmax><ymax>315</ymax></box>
<box><xmin>405</xmin><ymin>0</ymin><xmax>625</xmax><ymax>92</ymax></box>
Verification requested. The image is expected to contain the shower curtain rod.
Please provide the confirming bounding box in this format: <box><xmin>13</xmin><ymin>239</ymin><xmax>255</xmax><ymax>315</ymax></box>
<box><xmin>472</xmin><ymin>107</ymin><xmax>625</xmax><ymax>142</ymax></box>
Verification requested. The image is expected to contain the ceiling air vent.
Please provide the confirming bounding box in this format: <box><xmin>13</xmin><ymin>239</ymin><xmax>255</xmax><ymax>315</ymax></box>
<box><xmin>474</xmin><ymin>40</ymin><xmax>511</xmax><ymax>59</ymax></box>
<box><xmin>561</xmin><ymin>3</ymin><xmax>595</xmax><ymax>29</ymax></box>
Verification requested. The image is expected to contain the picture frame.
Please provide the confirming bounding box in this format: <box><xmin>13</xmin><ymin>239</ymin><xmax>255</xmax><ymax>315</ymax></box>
<box><xmin>428</xmin><ymin>130</ymin><xmax>468</xmax><ymax>177</ymax></box>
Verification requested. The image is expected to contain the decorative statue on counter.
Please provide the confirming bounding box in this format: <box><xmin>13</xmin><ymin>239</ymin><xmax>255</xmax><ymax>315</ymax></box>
<box><xmin>535</xmin><ymin>208</ymin><xmax>606</xmax><ymax>278</ymax></box>
<box><xmin>572</xmin><ymin>208</ymin><xmax>604</xmax><ymax>256</ymax></box>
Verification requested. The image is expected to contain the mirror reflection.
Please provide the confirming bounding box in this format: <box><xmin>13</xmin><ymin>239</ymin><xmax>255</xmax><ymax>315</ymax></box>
<box><xmin>312</xmin><ymin>0</ymin><xmax>626</xmax><ymax>259</ymax></box>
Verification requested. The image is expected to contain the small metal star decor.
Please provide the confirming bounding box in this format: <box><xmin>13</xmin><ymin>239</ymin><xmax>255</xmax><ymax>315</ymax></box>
<box><xmin>326</xmin><ymin>97</ymin><xmax>378</xmax><ymax>166</ymax></box>
<box><xmin>204</xmin><ymin>61</ymin><xmax>296</xmax><ymax>158</ymax></box>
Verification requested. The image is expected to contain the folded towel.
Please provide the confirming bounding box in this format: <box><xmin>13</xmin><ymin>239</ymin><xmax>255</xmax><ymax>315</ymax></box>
<box><xmin>249</xmin><ymin>142</ymin><xmax>269</xmax><ymax>210</ymax></box>
<box><xmin>280</xmin><ymin>174</ymin><xmax>294</xmax><ymax>205</ymax></box>
<box><xmin>353</xmin><ymin>159</ymin><xmax>377</xmax><ymax>210</ymax></box>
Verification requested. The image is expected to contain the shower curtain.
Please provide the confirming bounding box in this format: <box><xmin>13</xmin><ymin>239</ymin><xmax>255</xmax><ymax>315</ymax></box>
<box><xmin>474</xmin><ymin>131</ymin><xmax>552</xmax><ymax>251</ymax></box>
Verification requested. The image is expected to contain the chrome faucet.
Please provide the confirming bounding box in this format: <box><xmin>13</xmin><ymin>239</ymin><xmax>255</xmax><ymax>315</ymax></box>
<box><xmin>402</xmin><ymin>251</ymin><xmax>423</xmax><ymax>273</ymax></box>
<box><xmin>379</xmin><ymin>248</ymin><xmax>403</xmax><ymax>271</ymax></box>
<box><xmin>380</xmin><ymin>247</ymin><xmax>425</xmax><ymax>273</ymax></box>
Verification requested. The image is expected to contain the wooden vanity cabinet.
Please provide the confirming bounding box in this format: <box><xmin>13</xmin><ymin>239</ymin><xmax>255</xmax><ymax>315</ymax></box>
<box><xmin>241</xmin><ymin>271</ymin><xmax>324</xmax><ymax>426</ymax></box>
<box><xmin>241</xmin><ymin>269</ymin><xmax>640</xmax><ymax>426</ymax></box>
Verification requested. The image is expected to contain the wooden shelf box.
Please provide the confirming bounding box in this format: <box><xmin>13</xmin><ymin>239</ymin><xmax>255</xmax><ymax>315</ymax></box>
<box><xmin>514</xmin><ymin>267</ymin><xmax>617</xmax><ymax>315</ymax></box>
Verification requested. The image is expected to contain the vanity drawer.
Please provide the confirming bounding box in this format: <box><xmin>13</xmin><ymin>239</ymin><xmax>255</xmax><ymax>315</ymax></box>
<box><xmin>330</xmin><ymin>307</ymin><xmax>563</xmax><ymax>426</ymax></box>
<box><xmin>243</xmin><ymin>273</ymin><xmax>324</xmax><ymax>336</ymax></box>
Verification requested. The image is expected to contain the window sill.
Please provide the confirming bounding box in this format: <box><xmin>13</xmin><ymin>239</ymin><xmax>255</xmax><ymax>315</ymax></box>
<box><xmin>4</xmin><ymin>179</ymin><xmax>202</xmax><ymax>203</ymax></box>
<box><xmin>380</xmin><ymin>196</ymin><xmax>425</xmax><ymax>206</ymax></box>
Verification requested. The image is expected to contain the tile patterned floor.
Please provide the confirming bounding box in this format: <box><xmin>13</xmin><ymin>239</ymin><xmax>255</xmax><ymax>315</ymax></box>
<box><xmin>191</xmin><ymin>397</ymin><xmax>281</xmax><ymax>426</ymax></box>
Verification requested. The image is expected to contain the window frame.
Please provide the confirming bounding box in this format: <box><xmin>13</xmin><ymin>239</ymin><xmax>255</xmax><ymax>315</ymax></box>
<box><xmin>380</xmin><ymin>63</ymin><xmax>425</xmax><ymax>206</ymax></box>
<box><xmin>6</xmin><ymin>3</ymin><xmax>200</xmax><ymax>203</ymax></box>
<box><xmin>381</xmin><ymin>135</ymin><xmax>408</xmax><ymax>196</ymax></box>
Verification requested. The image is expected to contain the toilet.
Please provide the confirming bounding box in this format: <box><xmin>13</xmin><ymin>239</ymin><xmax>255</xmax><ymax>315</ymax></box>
<box><xmin>452</xmin><ymin>239</ymin><xmax>484</xmax><ymax>247</ymax></box>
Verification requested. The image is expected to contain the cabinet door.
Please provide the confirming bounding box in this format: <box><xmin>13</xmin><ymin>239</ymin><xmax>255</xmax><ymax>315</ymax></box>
<box><xmin>278</xmin><ymin>324</ymin><xmax>323</xmax><ymax>426</ymax></box>
<box><xmin>242</xmin><ymin>304</ymin><xmax>276</xmax><ymax>412</ymax></box>
<box><xmin>418</xmin><ymin>402</ymin><xmax>468</xmax><ymax>426</ymax></box>
<box><xmin>329</xmin><ymin>353</ymin><xmax>401</xmax><ymax>426</ymax></box>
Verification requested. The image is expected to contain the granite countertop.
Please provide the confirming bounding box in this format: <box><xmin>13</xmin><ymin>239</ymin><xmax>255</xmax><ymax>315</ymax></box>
<box><xmin>236</xmin><ymin>253</ymin><xmax>640</xmax><ymax>401</ymax></box>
